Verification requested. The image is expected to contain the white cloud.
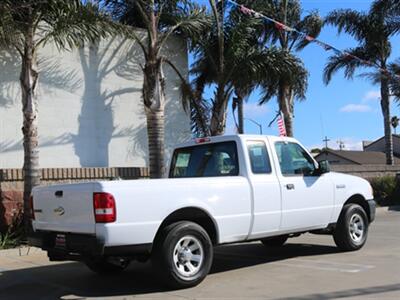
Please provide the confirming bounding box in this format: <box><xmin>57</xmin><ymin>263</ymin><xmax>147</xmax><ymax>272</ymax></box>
<box><xmin>243</xmin><ymin>102</ymin><xmax>269</xmax><ymax>118</ymax></box>
<box><xmin>362</xmin><ymin>90</ymin><xmax>380</xmax><ymax>103</ymax></box>
<box><xmin>338</xmin><ymin>138</ymin><xmax>363</xmax><ymax>150</ymax></box>
<box><xmin>340</xmin><ymin>104</ymin><xmax>372</xmax><ymax>113</ymax></box>
<box><xmin>307</xmin><ymin>137</ymin><xmax>363</xmax><ymax>151</ymax></box>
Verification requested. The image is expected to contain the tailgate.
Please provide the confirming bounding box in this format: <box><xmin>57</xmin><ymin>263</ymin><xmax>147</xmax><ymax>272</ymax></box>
<box><xmin>32</xmin><ymin>182</ymin><xmax>96</xmax><ymax>234</ymax></box>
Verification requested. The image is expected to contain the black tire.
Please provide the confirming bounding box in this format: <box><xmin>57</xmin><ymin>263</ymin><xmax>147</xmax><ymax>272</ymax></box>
<box><xmin>152</xmin><ymin>221</ymin><xmax>213</xmax><ymax>289</ymax></box>
<box><xmin>333</xmin><ymin>204</ymin><xmax>369</xmax><ymax>251</ymax></box>
<box><xmin>261</xmin><ymin>235</ymin><xmax>288</xmax><ymax>247</ymax></box>
<box><xmin>84</xmin><ymin>257</ymin><xmax>130</xmax><ymax>275</ymax></box>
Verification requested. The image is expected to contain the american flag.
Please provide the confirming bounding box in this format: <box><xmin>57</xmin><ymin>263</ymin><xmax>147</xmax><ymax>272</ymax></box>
<box><xmin>277</xmin><ymin>113</ymin><xmax>287</xmax><ymax>137</ymax></box>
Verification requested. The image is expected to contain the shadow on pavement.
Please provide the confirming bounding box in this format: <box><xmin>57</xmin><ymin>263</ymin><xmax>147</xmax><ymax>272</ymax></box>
<box><xmin>0</xmin><ymin>242</ymin><xmax>340</xmax><ymax>299</ymax></box>
<box><xmin>211</xmin><ymin>242</ymin><xmax>339</xmax><ymax>274</ymax></box>
<box><xmin>276</xmin><ymin>283</ymin><xmax>400</xmax><ymax>300</ymax></box>
<box><xmin>388</xmin><ymin>205</ymin><xmax>400</xmax><ymax>211</ymax></box>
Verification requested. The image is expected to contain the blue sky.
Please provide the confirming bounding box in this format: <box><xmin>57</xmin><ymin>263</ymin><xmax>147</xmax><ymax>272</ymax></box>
<box><xmin>190</xmin><ymin>0</ymin><xmax>400</xmax><ymax>150</ymax></box>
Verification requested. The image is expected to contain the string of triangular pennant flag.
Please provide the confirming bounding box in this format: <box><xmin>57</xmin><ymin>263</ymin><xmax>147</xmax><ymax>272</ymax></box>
<box><xmin>226</xmin><ymin>0</ymin><xmax>400</xmax><ymax>80</ymax></box>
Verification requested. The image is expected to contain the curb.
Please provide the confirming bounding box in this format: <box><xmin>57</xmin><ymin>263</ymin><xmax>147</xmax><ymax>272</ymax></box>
<box><xmin>376</xmin><ymin>205</ymin><xmax>400</xmax><ymax>215</ymax></box>
<box><xmin>0</xmin><ymin>246</ymin><xmax>42</xmax><ymax>257</ymax></box>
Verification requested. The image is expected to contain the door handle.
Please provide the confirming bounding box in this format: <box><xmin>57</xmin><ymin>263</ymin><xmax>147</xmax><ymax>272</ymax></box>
<box><xmin>285</xmin><ymin>184</ymin><xmax>295</xmax><ymax>190</ymax></box>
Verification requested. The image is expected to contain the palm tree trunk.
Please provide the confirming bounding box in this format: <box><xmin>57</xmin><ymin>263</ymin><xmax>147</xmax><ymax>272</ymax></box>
<box><xmin>210</xmin><ymin>87</ymin><xmax>228</xmax><ymax>136</ymax></box>
<box><xmin>237</xmin><ymin>95</ymin><xmax>244</xmax><ymax>134</ymax></box>
<box><xmin>381</xmin><ymin>76</ymin><xmax>394</xmax><ymax>165</ymax></box>
<box><xmin>145</xmin><ymin>107</ymin><xmax>165</xmax><ymax>178</ymax></box>
<box><xmin>278</xmin><ymin>82</ymin><xmax>294</xmax><ymax>137</ymax></box>
<box><xmin>20</xmin><ymin>32</ymin><xmax>40</xmax><ymax>230</ymax></box>
<box><xmin>143</xmin><ymin>59</ymin><xmax>166</xmax><ymax>178</ymax></box>
<box><xmin>209</xmin><ymin>0</ymin><xmax>226</xmax><ymax>137</ymax></box>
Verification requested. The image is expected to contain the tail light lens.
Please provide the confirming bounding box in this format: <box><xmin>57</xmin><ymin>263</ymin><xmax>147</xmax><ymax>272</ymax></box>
<box><xmin>29</xmin><ymin>195</ymin><xmax>35</xmax><ymax>220</ymax></box>
<box><xmin>195</xmin><ymin>137</ymin><xmax>211</xmax><ymax>144</ymax></box>
<box><xmin>93</xmin><ymin>193</ymin><xmax>116</xmax><ymax>223</ymax></box>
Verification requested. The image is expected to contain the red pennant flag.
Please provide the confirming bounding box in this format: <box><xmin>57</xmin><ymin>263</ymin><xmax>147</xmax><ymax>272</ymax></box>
<box><xmin>305</xmin><ymin>35</ymin><xmax>315</xmax><ymax>42</ymax></box>
<box><xmin>240</xmin><ymin>5</ymin><xmax>253</xmax><ymax>15</ymax></box>
<box><xmin>363</xmin><ymin>60</ymin><xmax>374</xmax><ymax>66</ymax></box>
<box><xmin>344</xmin><ymin>53</ymin><xmax>356</xmax><ymax>59</ymax></box>
<box><xmin>275</xmin><ymin>22</ymin><xmax>285</xmax><ymax>31</ymax></box>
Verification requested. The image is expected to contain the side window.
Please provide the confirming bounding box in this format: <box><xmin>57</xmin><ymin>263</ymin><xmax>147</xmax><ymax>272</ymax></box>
<box><xmin>170</xmin><ymin>141</ymin><xmax>239</xmax><ymax>178</ymax></box>
<box><xmin>275</xmin><ymin>142</ymin><xmax>316</xmax><ymax>176</ymax></box>
<box><xmin>247</xmin><ymin>141</ymin><xmax>272</xmax><ymax>174</ymax></box>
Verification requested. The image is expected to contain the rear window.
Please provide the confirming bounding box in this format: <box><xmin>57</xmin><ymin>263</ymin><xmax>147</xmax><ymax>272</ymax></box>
<box><xmin>169</xmin><ymin>141</ymin><xmax>239</xmax><ymax>178</ymax></box>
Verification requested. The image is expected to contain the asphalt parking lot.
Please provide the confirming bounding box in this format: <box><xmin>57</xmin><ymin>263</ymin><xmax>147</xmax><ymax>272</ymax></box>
<box><xmin>0</xmin><ymin>207</ymin><xmax>399</xmax><ymax>300</ymax></box>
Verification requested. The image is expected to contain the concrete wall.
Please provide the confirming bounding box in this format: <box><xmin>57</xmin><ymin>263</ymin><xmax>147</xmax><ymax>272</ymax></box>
<box><xmin>331</xmin><ymin>165</ymin><xmax>400</xmax><ymax>179</ymax></box>
<box><xmin>0</xmin><ymin>33</ymin><xmax>191</xmax><ymax>169</ymax></box>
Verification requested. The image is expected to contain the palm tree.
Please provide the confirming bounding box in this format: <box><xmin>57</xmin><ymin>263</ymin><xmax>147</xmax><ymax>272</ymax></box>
<box><xmin>238</xmin><ymin>0</ymin><xmax>322</xmax><ymax>137</ymax></box>
<box><xmin>190</xmin><ymin>0</ymin><xmax>304</xmax><ymax>136</ymax></box>
<box><xmin>0</xmin><ymin>0</ymin><xmax>114</xmax><ymax>227</ymax></box>
<box><xmin>391</xmin><ymin>116</ymin><xmax>399</xmax><ymax>134</ymax></box>
<box><xmin>105</xmin><ymin>0</ymin><xmax>209</xmax><ymax>178</ymax></box>
<box><xmin>323</xmin><ymin>0</ymin><xmax>400</xmax><ymax>165</ymax></box>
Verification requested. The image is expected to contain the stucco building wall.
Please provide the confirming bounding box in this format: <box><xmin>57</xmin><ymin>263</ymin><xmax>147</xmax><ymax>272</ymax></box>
<box><xmin>0</xmin><ymin>34</ymin><xmax>191</xmax><ymax>169</ymax></box>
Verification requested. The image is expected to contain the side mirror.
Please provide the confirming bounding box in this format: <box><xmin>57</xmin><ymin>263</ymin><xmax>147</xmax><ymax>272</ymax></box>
<box><xmin>318</xmin><ymin>160</ymin><xmax>331</xmax><ymax>174</ymax></box>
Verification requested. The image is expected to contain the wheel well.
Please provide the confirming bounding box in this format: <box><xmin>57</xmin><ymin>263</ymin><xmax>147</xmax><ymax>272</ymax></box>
<box><xmin>154</xmin><ymin>207</ymin><xmax>219</xmax><ymax>245</ymax></box>
<box><xmin>344</xmin><ymin>194</ymin><xmax>371</xmax><ymax>222</ymax></box>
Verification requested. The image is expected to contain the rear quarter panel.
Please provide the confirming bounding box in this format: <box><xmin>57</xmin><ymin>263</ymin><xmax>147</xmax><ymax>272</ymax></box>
<box><xmin>96</xmin><ymin>177</ymin><xmax>252</xmax><ymax>246</ymax></box>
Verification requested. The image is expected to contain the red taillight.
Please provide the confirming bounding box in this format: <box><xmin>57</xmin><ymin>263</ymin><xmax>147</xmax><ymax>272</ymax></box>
<box><xmin>93</xmin><ymin>193</ymin><xmax>116</xmax><ymax>223</ymax></box>
<box><xmin>195</xmin><ymin>137</ymin><xmax>211</xmax><ymax>144</ymax></box>
<box><xmin>29</xmin><ymin>195</ymin><xmax>35</xmax><ymax>220</ymax></box>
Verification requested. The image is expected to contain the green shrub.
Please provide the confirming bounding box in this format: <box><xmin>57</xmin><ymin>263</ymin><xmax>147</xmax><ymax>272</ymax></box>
<box><xmin>0</xmin><ymin>211</ymin><xmax>24</xmax><ymax>250</ymax></box>
<box><xmin>369</xmin><ymin>175</ymin><xmax>400</xmax><ymax>206</ymax></box>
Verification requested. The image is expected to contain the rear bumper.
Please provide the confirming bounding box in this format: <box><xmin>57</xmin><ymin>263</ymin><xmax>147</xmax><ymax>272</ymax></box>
<box><xmin>367</xmin><ymin>199</ymin><xmax>376</xmax><ymax>223</ymax></box>
<box><xmin>28</xmin><ymin>231</ymin><xmax>152</xmax><ymax>261</ymax></box>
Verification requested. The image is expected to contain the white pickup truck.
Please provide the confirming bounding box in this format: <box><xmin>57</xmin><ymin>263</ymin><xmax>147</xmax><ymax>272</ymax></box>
<box><xmin>29</xmin><ymin>135</ymin><xmax>376</xmax><ymax>288</ymax></box>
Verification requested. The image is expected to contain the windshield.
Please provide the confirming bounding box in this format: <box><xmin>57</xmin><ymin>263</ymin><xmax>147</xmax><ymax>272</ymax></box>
<box><xmin>169</xmin><ymin>141</ymin><xmax>239</xmax><ymax>178</ymax></box>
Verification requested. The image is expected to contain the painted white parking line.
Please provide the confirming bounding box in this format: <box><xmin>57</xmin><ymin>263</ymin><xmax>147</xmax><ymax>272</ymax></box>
<box><xmin>215</xmin><ymin>252</ymin><xmax>375</xmax><ymax>273</ymax></box>
<box><xmin>275</xmin><ymin>258</ymin><xmax>375</xmax><ymax>273</ymax></box>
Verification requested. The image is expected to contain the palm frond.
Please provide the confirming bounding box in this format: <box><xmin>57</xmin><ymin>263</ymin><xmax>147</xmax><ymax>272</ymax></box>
<box><xmin>259</xmin><ymin>50</ymin><xmax>308</xmax><ymax>103</ymax></box>
<box><xmin>39</xmin><ymin>1</ymin><xmax>116</xmax><ymax>50</ymax></box>
<box><xmin>158</xmin><ymin>2</ymin><xmax>211</xmax><ymax>52</ymax></box>
<box><xmin>323</xmin><ymin>46</ymin><xmax>371</xmax><ymax>84</ymax></box>
<box><xmin>357</xmin><ymin>71</ymin><xmax>383</xmax><ymax>86</ymax></box>
<box><xmin>0</xmin><ymin>0</ymin><xmax>24</xmax><ymax>52</ymax></box>
<box><xmin>388</xmin><ymin>60</ymin><xmax>400</xmax><ymax>102</ymax></box>
<box><xmin>325</xmin><ymin>9</ymin><xmax>368</xmax><ymax>42</ymax></box>
<box><xmin>293</xmin><ymin>11</ymin><xmax>323</xmax><ymax>51</ymax></box>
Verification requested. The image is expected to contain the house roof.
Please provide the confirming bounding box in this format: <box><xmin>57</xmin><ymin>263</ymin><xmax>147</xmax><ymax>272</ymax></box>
<box><xmin>315</xmin><ymin>149</ymin><xmax>400</xmax><ymax>165</ymax></box>
<box><xmin>363</xmin><ymin>134</ymin><xmax>400</xmax><ymax>150</ymax></box>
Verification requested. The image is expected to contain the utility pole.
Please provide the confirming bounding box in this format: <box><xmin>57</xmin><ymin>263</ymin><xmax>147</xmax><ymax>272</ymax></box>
<box><xmin>337</xmin><ymin>140</ymin><xmax>345</xmax><ymax>150</ymax></box>
<box><xmin>323</xmin><ymin>136</ymin><xmax>330</xmax><ymax>149</ymax></box>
